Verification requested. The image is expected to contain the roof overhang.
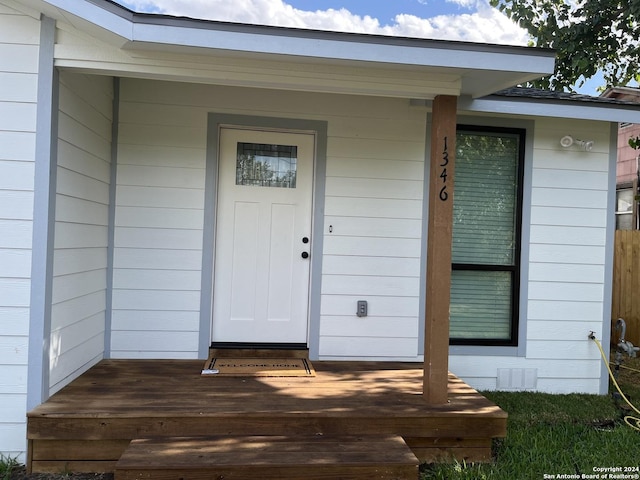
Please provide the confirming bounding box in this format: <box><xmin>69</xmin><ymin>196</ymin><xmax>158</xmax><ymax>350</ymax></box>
<box><xmin>16</xmin><ymin>0</ymin><xmax>557</xmax><ymax>99</ymax></box>
<box><xmin>459</xmin><ymin>95</ymin><xmax>640</xmax><ymax>124</ymax></box>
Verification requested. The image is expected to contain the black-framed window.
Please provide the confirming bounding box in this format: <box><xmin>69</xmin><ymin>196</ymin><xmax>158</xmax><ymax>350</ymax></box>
<box><xmin>450</xmin><ymin>126</ymin><xmax>525</xmax><ymax>346</ymax></box>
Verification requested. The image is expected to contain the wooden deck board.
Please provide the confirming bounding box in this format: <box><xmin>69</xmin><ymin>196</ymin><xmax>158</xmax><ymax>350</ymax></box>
<box><xmin>27</xmin><ymin>360</ymin><xmax>506</xmax><ymax>473</ymax></box>
<box><xmin>117</xmin><ymin>435</ymin><xmax>418</xmax><ymax>465</ymax></box>
<box><xmin>30</xmin><ymin>360</ymin><xmax>501</xmax><ymax>414</ymax></box>
<box><xmin>114</xmin><ymin>435</ymin><xmax>418</xmax><ymax>480</ymax></box>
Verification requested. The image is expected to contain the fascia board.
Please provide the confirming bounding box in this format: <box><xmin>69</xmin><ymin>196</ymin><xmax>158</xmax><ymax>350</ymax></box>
<box><xmin>31</xmin><ymin>0</ymin><xmax>132</xmax><ymax>44</ymax></box>
<box><xmin>129</xmin><ymin>21</ymin><xmax>555</xmax><ymax>75</ymax></box>
<box><xmin>459</xmin><ymin>96</ymin><xmax>640</xmax><ymax>124</ymax></box>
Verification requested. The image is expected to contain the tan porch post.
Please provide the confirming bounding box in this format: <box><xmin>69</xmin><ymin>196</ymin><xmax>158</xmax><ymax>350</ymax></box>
<box><xmin>423</xmin><ymin>95</ymin><xmax>457</xmax><ymax>405</ymax></box>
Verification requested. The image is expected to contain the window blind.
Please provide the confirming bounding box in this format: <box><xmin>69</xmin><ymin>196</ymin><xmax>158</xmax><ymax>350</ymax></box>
<box><xmin>452</xmin><ymin>133</ymin><xmax>518</xmax><ymax>265</ymax></box>
<box><xmin>450</xmin><ymin>270</ymin><xmax>512</xmax><ymax>340</ymax></box>
<box><xmin>450</xmin><ymin>130</ymin><xmax>521</xmax><ymax>343</ymax></box>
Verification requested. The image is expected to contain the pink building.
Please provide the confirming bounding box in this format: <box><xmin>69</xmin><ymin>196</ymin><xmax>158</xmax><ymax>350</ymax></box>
<box><xmin>602</xmin><ymin>87</ymin><xmax>640</xmax><ymax>229</ymax></box>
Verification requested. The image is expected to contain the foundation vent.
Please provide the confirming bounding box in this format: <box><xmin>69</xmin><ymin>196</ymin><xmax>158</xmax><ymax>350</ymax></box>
<box><xmin>496</xmin><ymin>368</ymin><xmax>538</xmax><ymax>390</ymax></box>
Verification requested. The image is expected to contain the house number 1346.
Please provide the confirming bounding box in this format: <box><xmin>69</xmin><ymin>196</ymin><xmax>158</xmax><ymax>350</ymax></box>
<box><xmin>439</xmin><ymin>136</ymin><xmax>449</xmax><ymax>201</ymax></box>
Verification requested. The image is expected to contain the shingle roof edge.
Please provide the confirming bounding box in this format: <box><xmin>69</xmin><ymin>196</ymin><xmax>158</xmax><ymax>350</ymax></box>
<box><xmin>493</xmin><ymin>87</ymin><xmax>640</xmax><ymax>108</ymax></box>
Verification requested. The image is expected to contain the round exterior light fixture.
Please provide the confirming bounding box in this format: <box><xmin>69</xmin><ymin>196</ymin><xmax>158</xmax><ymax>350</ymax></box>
<box><xmin>560</xmin><ymin>135</ymin><xmax>574</xmax><ymax>148</ymax></box>
<box><xmin>560</xmin><ymin>135</ymin><xmax>594</xmax><ymax>151</ymax></box>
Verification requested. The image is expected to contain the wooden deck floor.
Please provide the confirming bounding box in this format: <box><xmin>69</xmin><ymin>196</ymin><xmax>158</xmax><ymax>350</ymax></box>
<box><xmin>27</xmin><ymin>359</ymin><xmax>507</xmax><ymax>473</ymax></box>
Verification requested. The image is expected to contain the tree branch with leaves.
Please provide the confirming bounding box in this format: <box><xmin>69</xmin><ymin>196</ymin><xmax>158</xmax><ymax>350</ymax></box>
<box><xmin>492</xmin><ymin>1</ymin><xmax>640</xmax><ymax>149</ymax></box>
<box><xmin>490</xmin><ymin>0</ymin><xmax>640</xmax><ymax>92</ymax></box>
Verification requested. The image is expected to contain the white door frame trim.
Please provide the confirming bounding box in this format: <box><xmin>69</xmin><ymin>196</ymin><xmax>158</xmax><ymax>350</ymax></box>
<box><xmin>201</xmin><ymin>113</ymin><xmax>328</xmax><ymax>359</ymax></box>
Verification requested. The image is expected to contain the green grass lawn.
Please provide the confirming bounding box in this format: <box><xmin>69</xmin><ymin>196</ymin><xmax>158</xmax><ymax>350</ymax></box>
<box><xmin>422</xmin><ymin>356</ymin><xmax>640</xmax><ymax>480</ymax></box>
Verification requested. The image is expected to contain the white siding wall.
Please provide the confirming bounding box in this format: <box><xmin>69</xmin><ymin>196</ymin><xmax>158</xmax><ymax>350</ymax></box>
<box><xmin>50</xmin><ymin>72</ymin><xmax>113</xmax><ymax>394</ymax></box>
<box><xmin>113</xmin><ymin>79</ymin><xmax>425</xmax><ymax>359</ymax></box>
<box><xmin>450</xmin><ymin>118</ymin><xmax>612</xmax><ymax>394</ymax></box>
<box><xmin>111</xmin><ymin>80</ymin><xmax>206</xmax><ymax>358</ymax></box>
<box><xmin>320</xmin><ymin>112</ymin><xmax>425</xmax><ymax>359</ymax></box>
<box><xmin>0</xmin><ymin>1</ymin><xmax>39</xmax><ymax>461</ymax></box>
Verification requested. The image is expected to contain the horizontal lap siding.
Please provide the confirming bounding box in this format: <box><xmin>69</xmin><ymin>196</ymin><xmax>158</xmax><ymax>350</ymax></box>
<box><xmin>0</xmin><ymin>2</ymin><xmax>39</xmax><ymax>461</ymax></box>
<box><xmin>527</xmin><ymin>121</ymin><xmax>610</xmax><ymax>393</ymax></box>
<box><xmin>321</xmin><ymin>107</ymin><xmax>425</xmax><ymax>359</ymax></box>
<box><xmin>111</xmin><ymin>81</ymin><xmax>206</xmax><ymax>358</ymax></box>
<box><xmin>113</xmin><ymin>79</ymin><xmax>425</xmax><ymax>359</ymax></box>
<box><xmin>450</xmin><ymin>355</ymin><xmax>603</xmax><ymax>393</ymax></box>
<box><xmin>451</xmin><ymin>119</ymin><xmax>612</xmax><ymax>394</ymax></box>
<box><xmin>50</xmin><ymin>72</ymin><xmax>113</xmax><ymax>394</ymax></box>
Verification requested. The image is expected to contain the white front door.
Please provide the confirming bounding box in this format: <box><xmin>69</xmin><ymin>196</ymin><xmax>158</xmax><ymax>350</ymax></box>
<box><xmin>212</xmin><ymin>128</ymin><xmax>314</xmax><ymax>344</ymax></box>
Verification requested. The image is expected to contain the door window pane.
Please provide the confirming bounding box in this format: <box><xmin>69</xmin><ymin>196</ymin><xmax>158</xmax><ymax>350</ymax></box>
<box><xmin>236</xmin><ymin>142</ymin><xmax>297</xmax><ymax>188</ymax></box>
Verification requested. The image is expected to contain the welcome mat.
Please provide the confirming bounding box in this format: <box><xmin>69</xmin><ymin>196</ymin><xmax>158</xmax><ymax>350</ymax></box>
<box><xmin>201</xmin><ymin>357</ymin><xmax>315</xmax><ymax>377</ymax></box>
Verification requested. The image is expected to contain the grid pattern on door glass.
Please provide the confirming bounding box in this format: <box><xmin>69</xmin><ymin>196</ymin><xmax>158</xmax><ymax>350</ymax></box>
<box><xmin>236</xmin><ymin>142</ymin><xmax>298</xmax><ymax>188</ymax></box>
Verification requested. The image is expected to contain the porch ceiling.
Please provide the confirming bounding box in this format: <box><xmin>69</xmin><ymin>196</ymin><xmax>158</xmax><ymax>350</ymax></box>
<box><xmin>54</xmin><ymin>38</ymin><xmax>463</xmax><ymax>100</ymax></box>
<box><xmin>24</xmin><ymin>0</ymin><xmax>556</xmax><ymax>99</ymax></box>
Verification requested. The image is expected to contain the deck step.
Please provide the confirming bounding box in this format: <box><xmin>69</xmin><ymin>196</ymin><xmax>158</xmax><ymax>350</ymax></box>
<box><xmin>114</xmin><ymin>435</ymin><xmax>419</xmax><ymax>480</ymax></box>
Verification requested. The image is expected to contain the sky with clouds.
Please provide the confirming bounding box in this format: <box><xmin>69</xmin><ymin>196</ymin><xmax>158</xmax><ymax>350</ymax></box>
<box><xmin>113</xmin><ymin>0</ymin><xmax>530</xmax><ymax>46</ymax></box>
